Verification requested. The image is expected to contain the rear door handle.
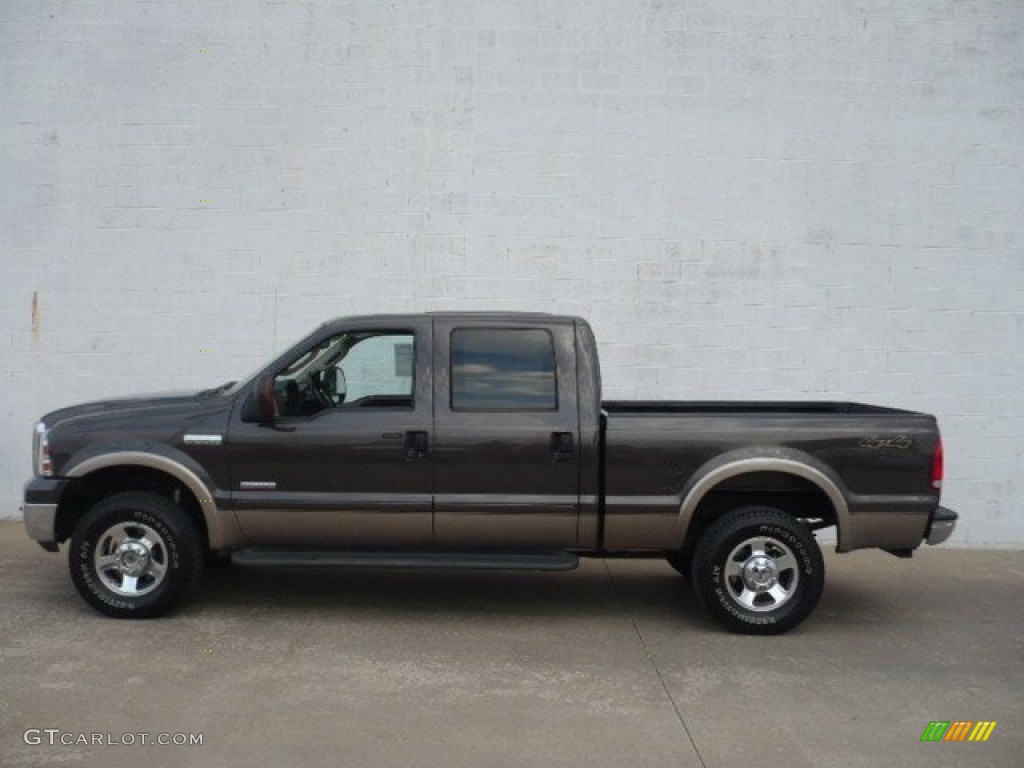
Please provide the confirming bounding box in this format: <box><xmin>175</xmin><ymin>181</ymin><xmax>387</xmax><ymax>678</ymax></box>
<box><xmin>551</xmin><ymin>431</ymin><xmax>575</xmax><ymax>462</ymax></box>
<box><xmin>404</xmin><ymin>430</ymin><xmax>429</xmax><ymax>460</ymax></box>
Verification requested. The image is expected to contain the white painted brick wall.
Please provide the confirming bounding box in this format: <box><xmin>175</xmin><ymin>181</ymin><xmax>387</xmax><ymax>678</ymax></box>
<box><xmin>2</xmin><ymin>1</ymin><xmax>1022</xmax><ymax>546</ymax></box>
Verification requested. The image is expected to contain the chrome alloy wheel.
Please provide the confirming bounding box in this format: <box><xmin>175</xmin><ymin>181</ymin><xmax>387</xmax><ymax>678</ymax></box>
<box><xmin>722</xmin><ymin>535</ymin><xmax>800</xmax><ymax>612</ymax></box>
<box><xmin>93</xmin><ymin>521</ymin><xmax>169</xmax><ymax>597</ymax></box>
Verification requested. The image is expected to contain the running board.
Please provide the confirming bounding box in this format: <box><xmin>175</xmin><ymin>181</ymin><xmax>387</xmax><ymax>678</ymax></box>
<box><xmin>230</xmin><ymin>548</ymin><xmax>580</xmax><ymax>572</ymax></box>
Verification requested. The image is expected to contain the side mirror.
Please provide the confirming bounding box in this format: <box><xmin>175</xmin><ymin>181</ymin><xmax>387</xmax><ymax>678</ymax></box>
<box><xmin>241</xmin><ymin>375</ymin><xmax>277</xmax><ymax>423</ymax></box>
<box><xmin>334</xmin><ymin>366</ymin><xmax>347</xmax><ymax>404</ymax></box>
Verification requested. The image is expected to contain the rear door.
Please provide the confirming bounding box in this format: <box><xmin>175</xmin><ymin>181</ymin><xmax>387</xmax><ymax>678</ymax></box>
<box><xmin>431</xmin><ymin>317</ymin><xmax>580</xmax><ymax>548</ymax></box>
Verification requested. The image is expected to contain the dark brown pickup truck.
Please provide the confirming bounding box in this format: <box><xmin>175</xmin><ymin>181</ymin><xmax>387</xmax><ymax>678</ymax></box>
<box><xmin>23</xmin><ymin>312</ymin><xmax>957</xmax><ymax>633</ymax></box>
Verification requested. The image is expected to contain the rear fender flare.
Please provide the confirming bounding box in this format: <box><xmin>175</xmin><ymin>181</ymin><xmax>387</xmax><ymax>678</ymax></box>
<box><xmin>677</xmin><ymin>448</ymin><xmax>850</xmax><ymax>550</ymax></box>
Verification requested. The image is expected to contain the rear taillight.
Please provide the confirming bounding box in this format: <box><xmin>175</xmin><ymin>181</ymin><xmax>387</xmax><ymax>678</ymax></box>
<box><xmin>931</xmin><ymin>438</ymin><xmax>944</xmax><ymax>491</ymax></box>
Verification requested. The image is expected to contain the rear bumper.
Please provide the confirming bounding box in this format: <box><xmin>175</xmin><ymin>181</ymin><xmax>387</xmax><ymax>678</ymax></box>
<box><xmin>926</xmin><ymin>506</ymin><xmax>958</xmax><ymax>546</ymax></box>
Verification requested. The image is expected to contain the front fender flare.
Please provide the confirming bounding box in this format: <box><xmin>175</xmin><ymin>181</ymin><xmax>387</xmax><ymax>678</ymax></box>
<box><xmin>63</xmin><ymin>446</ymin><xmax>242</xmax><ymax>550</ymax></box>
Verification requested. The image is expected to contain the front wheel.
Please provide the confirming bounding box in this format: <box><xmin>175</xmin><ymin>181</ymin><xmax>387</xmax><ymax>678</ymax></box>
<box><xmin>69</xmin><ymin>491</ymin><xmax>204</xmax><ymax>618</ymax></box>
<box><xmin>691</xmin><ymin>506</ymin><xmax>824</xmax><ymax>635</ymax></box>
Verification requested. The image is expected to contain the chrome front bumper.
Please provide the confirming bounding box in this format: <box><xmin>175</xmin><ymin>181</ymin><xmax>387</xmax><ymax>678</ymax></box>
<box><xmin>23</xmin><ymin>502</ymin><xmax>59</xmax><ymax>551</ymax></box>
<box><xmin>926</xmin><ymin>506</ymin><xmax>958</xmax><ymax>546</ymax></box>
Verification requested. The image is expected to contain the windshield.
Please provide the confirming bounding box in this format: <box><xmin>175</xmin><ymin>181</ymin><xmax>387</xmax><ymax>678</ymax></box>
<box><xmin>204</xmin><ymin>325</ymin><xmax>330</xmax><ymax>399</ymax></box>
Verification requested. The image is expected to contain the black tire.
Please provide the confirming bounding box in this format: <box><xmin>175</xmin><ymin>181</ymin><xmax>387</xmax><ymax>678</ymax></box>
<box><xmin>691</xmin><ymin>506</ymin><xmax>824</xmax><ymax>635</ymax></box>
<box><xmin>69</xmin><ymin>491</ymin><xmax>204</xmax><ymax>618</ymax></box>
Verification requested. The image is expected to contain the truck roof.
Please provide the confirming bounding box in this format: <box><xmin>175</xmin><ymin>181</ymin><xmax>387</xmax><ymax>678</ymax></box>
<box><xmin>319</xmin><ymin>312</ymin><xmax>584</xmax><ymax>328</ymax></box>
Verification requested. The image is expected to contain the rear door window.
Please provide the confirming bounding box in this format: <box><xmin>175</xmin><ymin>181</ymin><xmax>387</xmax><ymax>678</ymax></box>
<box><xmin>450</xmin><ymin>329</ymin><xmax>557</xmax><ymax>411</ymax></box>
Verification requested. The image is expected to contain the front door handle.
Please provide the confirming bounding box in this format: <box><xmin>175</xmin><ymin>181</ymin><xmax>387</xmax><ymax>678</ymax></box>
<box><xmin>551</xmin><ymin>431</ymin><xmax>575</xmax><ymax>462</ymax></box>
<box><xmin>404</xmin><ymin>430</ymin><xmax>429</xmax><ymax>460</ymax></box>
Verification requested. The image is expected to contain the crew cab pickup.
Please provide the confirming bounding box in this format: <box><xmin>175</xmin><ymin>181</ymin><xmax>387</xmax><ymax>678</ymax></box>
<box><xmin>23</xmin><ymin>313</ymin><xmax>958</xmax><ymax>633</ymax></box>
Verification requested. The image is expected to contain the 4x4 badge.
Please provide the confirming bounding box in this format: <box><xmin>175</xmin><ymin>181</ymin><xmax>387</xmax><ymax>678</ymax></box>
<box><xmin>859</xmin><ymin>436</ymin><xmax>913</xmax><ymax>450</ymax></box>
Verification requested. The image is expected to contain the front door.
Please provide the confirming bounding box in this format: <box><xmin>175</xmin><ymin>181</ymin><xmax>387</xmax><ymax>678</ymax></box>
<box><xmin>431</xmin><ymin>317</ymin><xmax>580</xmax><ymax>548</ymax></box>
<box><xmin>226</xmin><ymin>318</ymin><xmax>433</xmax><ymax>547</ymax></box>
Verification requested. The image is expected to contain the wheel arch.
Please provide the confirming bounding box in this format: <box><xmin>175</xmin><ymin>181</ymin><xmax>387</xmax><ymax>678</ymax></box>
<box><xmin>677</xmin><ymin>450</ymin><xmax>850</xmax><ymax>553</ymax></box>
<box><xmin>56</xmin><ymin>451</ymin><xmax>238</xmax><ymax>550</ymax></box>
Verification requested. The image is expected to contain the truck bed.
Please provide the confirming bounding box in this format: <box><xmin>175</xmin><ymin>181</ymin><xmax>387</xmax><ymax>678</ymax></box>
<box><xmin>598</xmin><ymin>400</ymin><xmax>939</xmax><ymax>552</ymax></box>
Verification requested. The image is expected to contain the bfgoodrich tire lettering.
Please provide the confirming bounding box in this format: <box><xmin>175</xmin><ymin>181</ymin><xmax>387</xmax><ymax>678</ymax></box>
<box><xmin>692</xmin><ymin>506</ymin><xmax>824</xmax><ymax>635</ymax></box>
<box><xmin>69</xmin><ymin>491</ymin><xmax>204</xmax><ymax>618</ymax></box>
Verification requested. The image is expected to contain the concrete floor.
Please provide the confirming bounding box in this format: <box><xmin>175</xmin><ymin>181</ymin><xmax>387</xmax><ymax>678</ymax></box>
<box><xmin>0</xmin><ymin>520</ymin><xmax>1020</xmax><ymax>768</ymax></box>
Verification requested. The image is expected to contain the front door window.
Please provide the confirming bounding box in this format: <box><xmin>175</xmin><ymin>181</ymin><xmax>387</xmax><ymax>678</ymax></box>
<box><xmin>274</xmin><ymin>331</ymin><xmax>415</xmax><ymax>417</ymax></box>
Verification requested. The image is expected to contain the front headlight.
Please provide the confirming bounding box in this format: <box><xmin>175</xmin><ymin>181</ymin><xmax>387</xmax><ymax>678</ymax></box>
<box><xmin>33</xmin><ymin>422</ymin><xmax>52</xmax><ymax>477</ymax></box>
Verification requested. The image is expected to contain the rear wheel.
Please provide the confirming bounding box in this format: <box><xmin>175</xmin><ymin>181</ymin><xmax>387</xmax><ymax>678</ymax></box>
<box><xmin>691</xmin><ymin>506</ymin><xmax>824</xmax><ymax>635</ymax></box>
<box><xmin>69</xmin><ymin>491</ymin><xmax>204</xmax><ymax>618</ymax></box>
